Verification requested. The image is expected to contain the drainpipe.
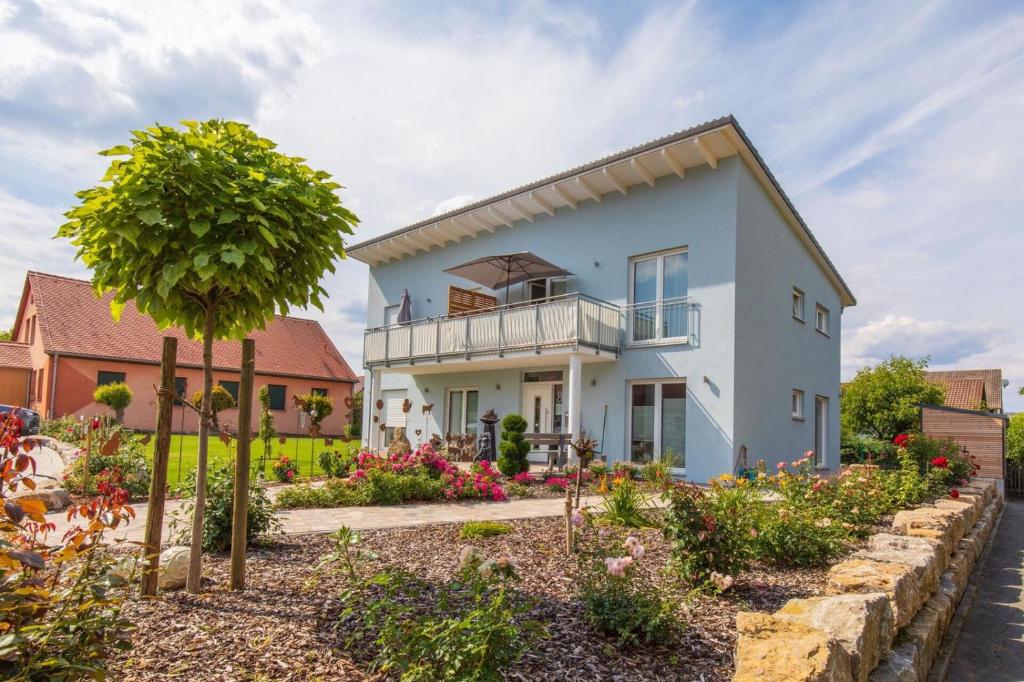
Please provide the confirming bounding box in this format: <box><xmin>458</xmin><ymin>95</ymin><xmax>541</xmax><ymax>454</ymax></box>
<box><xmin>48</xmin><ymin>352</ymin><xmax>59</xmax><ymax>419</ymax></box>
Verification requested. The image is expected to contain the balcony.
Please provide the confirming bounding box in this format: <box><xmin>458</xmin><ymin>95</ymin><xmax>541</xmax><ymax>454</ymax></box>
<box><xmin>363</xmin><ymin>294</ymin><xmax>622</xmax><ymax>370</ymax></box>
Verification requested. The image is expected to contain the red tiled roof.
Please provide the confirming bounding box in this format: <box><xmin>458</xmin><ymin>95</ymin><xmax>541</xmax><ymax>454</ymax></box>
<box><xmin>0</xmin><ymin>342</ymin><xmax>31</xmax><ymax>370</ymax></box>
<box><xmin>22</xmin><ymin>272</ymin><xmax>357</xmax><ymax>382</ymax></box>
<box><xmin>925</xmin><ymin>369</ymin><xmax>1003</xmax><ymax>412</ymax></box>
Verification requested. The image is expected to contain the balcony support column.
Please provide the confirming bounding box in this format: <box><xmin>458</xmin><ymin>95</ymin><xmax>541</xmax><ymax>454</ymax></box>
<box><xmin>365</xmin><ymin>368</ymin><xmax>383</xmax><ymax>450</ymax></box>
<box><xmin>566</xmin><ymin>353</ymin><xmax>583</xmax><ymax>461</ymax></box>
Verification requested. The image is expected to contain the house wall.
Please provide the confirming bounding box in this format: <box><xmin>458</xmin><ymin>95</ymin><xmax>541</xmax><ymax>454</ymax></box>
<box><xmin>367</xmin><ymin>158</ymin><xmax>742</xmax><ymax>482</ymax></box>
<box><xmin>15</xmin><ymin>292</ymin><xmax>52</xmax><ymax>415</ymax></box>
<box><xmin>51</xmin><ymin>355</ymin><xmax>353</xmax><ymax>436</ymax></box>
<box><xmin>733</xmin><ymin>161</ymin><xmax>843</xmax><ymax>471</ymax></box>
<box><xmin>922</xmin><ymin>406</ymin><xmax>1005</xmax><ymax>480</ymax></box>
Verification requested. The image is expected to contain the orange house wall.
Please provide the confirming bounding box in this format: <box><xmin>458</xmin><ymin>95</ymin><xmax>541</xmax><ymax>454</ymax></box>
<box><xmin>52</xmin><ymin>356</ymin><xmax>353</xmax><ymax>436</ymax></box>
<box><xmin>16</xmin><ymin>293</ymin><xmax>52</xmax><ymax>415</ymax></box>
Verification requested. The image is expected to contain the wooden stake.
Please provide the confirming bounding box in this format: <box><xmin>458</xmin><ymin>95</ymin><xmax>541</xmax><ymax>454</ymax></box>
<box><xmin>564</xmin><ymin>482</ymin><xmax>573</xmax><ymax>554</ymax></box>
<box><xmin>141</xmin><ymin>336</ymin><xmax>177</xmax><ymax>597</ymax></box>
<box><xmin>230</xmin><ymin>338</ymin><xmax>256</xmax><ymax>590</ymax></box>
<box><xmin>83</xmin><ymin>420</ymin><xmax>93</xmax><ymax>494</ymax></box>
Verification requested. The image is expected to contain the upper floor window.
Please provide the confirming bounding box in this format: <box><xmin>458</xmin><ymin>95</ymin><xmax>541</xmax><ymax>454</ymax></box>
<box><xmin>792</xmin><ymin>288</ymin><xmax>805</xmax><ymax>322</ymax></box>
<box><xmin>384</xmin><ymin>304</ymin><xmax>401</xmax><ymax>326</ymax></box>
<box><xmin>97</xmin><ymin>371</ymin><xmax>126</xmax><ymax>386</ymax></box>
<box><xmin>628</xmin><ymin>248</ymin><xmax>688</xmax><ymax>343</ymax></box>
<box><xmin>792</xmin><ymin>389</ymin><xmax>804</xmax><ymax>420</ymax></box>
<box><xmin>815</xmin><ymin>304</ymin><xmax>830</xmax><ymax>336</ymax></box>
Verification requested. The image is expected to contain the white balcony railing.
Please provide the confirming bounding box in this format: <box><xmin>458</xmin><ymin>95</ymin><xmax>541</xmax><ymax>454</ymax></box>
<box><xmin>623</xmin><ymin>296</ymin><xmax>692</xmax><ymax>345</ymax></box>
<box><xmin>364</xmin><ymin>293</ymin><xmax>621</xmax><ymax>367</ymax></box>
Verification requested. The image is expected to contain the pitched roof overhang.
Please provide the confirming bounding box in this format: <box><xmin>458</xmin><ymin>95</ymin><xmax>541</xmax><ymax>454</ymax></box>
<box><xmin>347</xmin><ymin>115</ymin><xmax>856</xmax><ymax>308</ymax></box>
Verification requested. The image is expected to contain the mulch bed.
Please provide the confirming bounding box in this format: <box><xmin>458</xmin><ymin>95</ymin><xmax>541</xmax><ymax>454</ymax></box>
<box><xmin>111</xmin><ymin>516</ymin><xmax>827</xmax><ymax>682</ymax></box>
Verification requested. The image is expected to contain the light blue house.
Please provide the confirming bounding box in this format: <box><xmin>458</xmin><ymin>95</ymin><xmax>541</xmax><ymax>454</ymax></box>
<box><xmin>348</xmin><ymin>116</ymin><xmax>855</xmax><ymax>481</ymax></box>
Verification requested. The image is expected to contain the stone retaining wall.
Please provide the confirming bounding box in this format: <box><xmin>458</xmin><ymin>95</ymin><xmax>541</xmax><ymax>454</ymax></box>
<box><xmin>734</xmin><ymin>479</ymin><xmax>1002</xmax><ymax>682</ymax></box>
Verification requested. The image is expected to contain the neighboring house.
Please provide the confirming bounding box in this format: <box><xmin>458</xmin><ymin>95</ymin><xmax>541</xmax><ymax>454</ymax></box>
<box><xmin>5</xmin><ymin>271</ymin><xmax>358</xmax><ymax>434</ymax></box>
<box><xmin>924</xmin><ymin>369</ymin><xmax>1004</xmax><ymax>413</ymax></box>
<box><xmin>349</xmin><ymin>116</ymin><xmax>855</xmax><ymax>480</ymax></box>
<box><xmin>0</xmin><ymin>342</ymin><xmax>32</xmax><ymax>405</ymax></box>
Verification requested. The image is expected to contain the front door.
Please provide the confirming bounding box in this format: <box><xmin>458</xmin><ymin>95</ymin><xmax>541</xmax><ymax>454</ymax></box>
<box><xmin>522</xmin><ymin>384</ymin><xmax>553</xmax><ymax>447</ymax></box>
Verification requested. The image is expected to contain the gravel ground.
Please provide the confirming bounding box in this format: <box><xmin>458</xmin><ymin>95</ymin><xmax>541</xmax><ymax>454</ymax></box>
<box><xmin>111</xmin><ymin>515</ymin><xmax>828</xmax><ymax>682</ymax></box>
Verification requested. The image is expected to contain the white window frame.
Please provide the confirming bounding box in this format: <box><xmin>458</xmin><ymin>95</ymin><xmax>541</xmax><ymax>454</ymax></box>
<box><xmin>523</xmin><ymin>276</ymin><xmax>567</xmax><ymax>303</ymax></box>
<box><xmin>625</xmin><ymin>378</ymin><xmax>687</xmax><ymax>473</ymax></box>
<box><xmin>792</xmin><ymin>288</ymin><xmax>805</xmax><ymax>322</ymax></box>
<box><xmin>814</xmin><ymin>395</ymin><xmax>829</xmax><ymax>467</ymax></box>
<box><xmin>384</xmin><ymin>304</ymin><xmax>401</xmax><ymax>326</ymax></box>
<box><xmin>815</xmin><ymin>304</ymin><xmax>830</xmax><ymax>336</ymax></box>
<box><xmin>445</xmin><ymin>386</ymin><xmax>480</xmax><ymax>435</ymax></box>
<box><xmin>627</xmin><ymin>247</ymin><xmax>689</xmax><ymax>345</ymax></box>
<box><xmin>792</xmin><ymin>389</ymin><xmax>804</xmax><ymax>420</ymax></box>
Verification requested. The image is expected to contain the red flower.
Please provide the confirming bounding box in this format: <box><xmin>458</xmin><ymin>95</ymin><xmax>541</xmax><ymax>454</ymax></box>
<box><xmin>931</xmin><ymin>456</ymin><xmax>948</xmax><ymax>469</ymax></box>
<box><xmin>286</xmin><ymin>470</ymin><xmax>294</xmax><ymax>479</ymax></box>
<box><xmin>893</xmin><ymin>434</ymin><xmax>910</xmax><ymax>448</ymax></box>
<box><xmin>949</xmin><ymin>488</ymin><xmax>959</xmax><ymax>499</ymax></box>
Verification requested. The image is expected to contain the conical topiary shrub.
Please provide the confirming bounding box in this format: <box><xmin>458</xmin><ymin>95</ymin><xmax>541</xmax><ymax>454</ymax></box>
<box><xmin>497</xmin><ymin>413</ymin><xmax>531</xmax><ymax>476</ymax></box>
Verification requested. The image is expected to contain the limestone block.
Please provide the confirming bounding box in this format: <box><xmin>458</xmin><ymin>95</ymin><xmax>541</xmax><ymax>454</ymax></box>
<box><xmin>868</xmin><ymin>642</ymin><xmax>920</xmax><ymax>682</ymax></box>
<box><xmin>854</xmin><ymin>534</ymin><xmax>945</xmax><ymax>601</ymax></box>
<box><xmin>903</xmin><ymin>602</ymin><xmax>942</xmax><ymax>672</ymax></box>
<box><xmin>827</xmin><ymin>559</ymin><xmax>920</xmax><ymax>629</ymax></box>
<box><xmin>925</xmin><ymin>587</ymin><xmax>954</xmax><ymax>631</ymax></box>
<box><xmin>10</xmin><ymin>486</ymin><xmax>71</xmax><ymax>512</ymax></box>
<box><xmin>890</xmin><ymin>508</ymin><xmax>960</xmax><ymax>552</ymax></box>
<box><xmin>735</xmin><ymin>612</ymin><xmax>853</xmax><ymax>682</ymax></box>
<box><xmin>933</xmin><ymin>498</ymin><xmax>979</xmax><ymax>528</ymax></box>
<box><xmin>157</xmin><ymin>546</ymin><xmax>191</xmax><ymax>591</ymax></box>
<box><xmin>777</xmin><ymin>594</ymin><xmax>894</xmax><ymax>682</ymax></box>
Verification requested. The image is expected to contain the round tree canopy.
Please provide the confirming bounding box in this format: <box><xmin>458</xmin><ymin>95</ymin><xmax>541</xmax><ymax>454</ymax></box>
<box><xmin>58</xmin><ymin>119</ymin><xmax>359</xmax><ymax>339</ymax></box>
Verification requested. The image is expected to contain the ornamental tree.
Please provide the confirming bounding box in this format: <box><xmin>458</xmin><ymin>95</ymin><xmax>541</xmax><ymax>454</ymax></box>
<box><xmin>58</xmin><ymin>120</ymin><xmax>358</xmax><ymax>593</ymax></box>
<box><xmin>93</xmin><ymin>381</ymin><xmax>133</xmax><ymax>423</ymax></box>
<box><xmin>840</xmin><ymin>356</ymin><xmax>945</xmax><ymax>442</ymax></box>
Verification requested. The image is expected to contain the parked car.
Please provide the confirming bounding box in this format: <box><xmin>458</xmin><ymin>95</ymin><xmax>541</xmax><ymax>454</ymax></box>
<box><xmin>0</xmin><ymin>405</ymin><xmax>40</xmax><ymax>436</ymax></box>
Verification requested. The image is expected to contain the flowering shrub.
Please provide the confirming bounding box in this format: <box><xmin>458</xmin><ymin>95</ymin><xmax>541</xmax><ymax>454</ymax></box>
<box><xmin>318</xmin><ymin>447</ymin><xmax>355</xmax><ymax>478</ymax></box>
<box><xmin>544</xmin><ymin>476</ymin><xmax>570</xmax><ymax>491</ymax></box>
<box><xmin>600</xmin><ymin>476</ymin><xmax>658</xmax><ymax>528</ymax></box>
<box><xmin>272</xmin><ymin>455</ymin><xmax>300</xmax><ymax>483</ymax></box>
<box><xmin>339</xmin><ymin>546</ymin><xmax>544</xmax><ymax>680</ymax></box>
<box><xmin>63</xmin><ymin>431</ymin><xmax>151</xmax><ymax>499</ymax></box>
<box><xmin>512</xmin><ymin>471</ymin><xmax>535</xmax><ymax>485</ymax></box>
<box><xmin>662</xmin><ymin>480</ymin><xmax>759</xmax><ymax>586</ymax></box>
<box><xmin>0</xmin><ymin>413</ymin><xmax>137</xmax><ymax>679</ymax></box>
<box><xmin>753</xmin><ymin>505</ymin><xmax>849</xmax><ymax>567</ymax></box>
<box><xmin>576</xmin><ymin>518</ymin><xmax>676</xmax><ymax>645</ymax></box>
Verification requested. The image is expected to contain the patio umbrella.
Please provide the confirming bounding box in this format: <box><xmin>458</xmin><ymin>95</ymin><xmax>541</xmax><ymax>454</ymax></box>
<box><xmin>397</xmin><ymin>289</ymin><xmax>412</xmax><ymax>325</ymax></box>
<box><xmin>444</xmin><ymin>252</ymin><xmax>573</xmax><ymax>303</ymax></box>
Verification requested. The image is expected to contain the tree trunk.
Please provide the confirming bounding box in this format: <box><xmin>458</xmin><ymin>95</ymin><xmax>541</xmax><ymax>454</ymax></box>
<box><xmin>186</xmin><ymin>307</ymin><xmax>216</xmax><ymax>594</ymax></box>
<box><xmin>141</xmin><ymin>336</ymin><xmax>177</xmax><ymax>596</ymax></box>
<box><xmin>230</xmin><ymin>338</ymin><xmax>256</xmax><ymax>590</ymax></box>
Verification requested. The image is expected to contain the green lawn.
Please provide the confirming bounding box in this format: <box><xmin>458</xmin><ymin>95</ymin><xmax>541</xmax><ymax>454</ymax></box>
<box><xmin>145</xmin><ymin>434</ymin><xmax>359</xmax><ymax>488</ymax></box>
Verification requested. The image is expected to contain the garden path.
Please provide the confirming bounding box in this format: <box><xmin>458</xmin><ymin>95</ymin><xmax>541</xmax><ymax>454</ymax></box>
<box><xmin>44</xmin><ymin>491</ymin><xmax>609</xmax><ymax>546</ymax></box>
<box><xmin>944</xmin><ymin>498</ymin><xmax>1024</xmax><ymax>681</ymax></box>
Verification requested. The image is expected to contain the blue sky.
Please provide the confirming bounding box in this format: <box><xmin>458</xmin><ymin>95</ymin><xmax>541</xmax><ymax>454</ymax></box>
<box><xmin>1</xmin><ymin>0</ymin><xmax>1022</xmax><ymax>410</ymax></box>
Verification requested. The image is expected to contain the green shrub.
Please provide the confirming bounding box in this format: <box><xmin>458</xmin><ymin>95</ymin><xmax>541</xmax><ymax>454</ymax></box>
<box><xmin>191</xmin><ymin>385</ymin><xmax>235</xmax><ymax>424</ymax></box>
<box><xmin>577</xmin><ymin>529</ymin><xmax>676</xmax><ymax>646</ymax></box>
<box><xmin>319</xmin><ymin>448</ymin><xmax>354</xmax><ymax>478</ymax></box>
<box><xmin>600</xmin><ymin>477</ymin><xmax>658</xmax><ymax>528</ymax></box>
<box><xmin>662</xmin><ymin>480</ymin><xmax>759</xmax><ymax>586</ymax></box>
<box><xmin>496</xmin><ymin>413</ymin><xmax>530</xmax><ymax>477</ymax></box>
<box><xmin>298</xmin><ymin>392</ymin><xmax>334</xmax><ymax>428</ymax></box>
<box><xmin>64</xmin><ymin>433</ymin><xmax>151</xmax><ymax>499</ymax></box>
<box><xmin>173</xmin><ymin>461</ymin><xmax>280</xmax><ymax>552</ymax></box>
<box><xmin>589</xmin><ymin>460</ymin><xmax>608</xmax><ymax>477</ymax></box>
<box><xmin>639</xmin><ymin>459</ymin><xmax>670</xmax><ymax>485</ymax></box>
<box><xmin>506</xmin><ymin>482</ymin><xmax>530</xmax><ymax>498</ymax></box>
<box><xmin>754</xmin><ymin>505</ymin><xmax>849</xmax><ymax>567</ymax></box>
<box><xmin>276</xmin><ymin>479</ymin><xmax>372</xmax><ymax>509</ymax></box>
<box><xmin>340</xmin><ymin>551</ymin><xmax>543</xmax><ymax>681</ymax></box>
<box><xmin>460</xmin><ymin>521</ymin><xmax>513</xmax><ymax>539</ymax></box>
<box><xmin>93</xmin><ymin>382</ymin><xmax>133</xmax><ymax>423</ymax></box>
<box><xmin>39</xmin><ymin>415</ymin><xmax>86</xmax><ymax>444</ymax></box>
<box><xmin>364</xmin><ymin>469</ymin><xmax>441</xmax><ymax>505</ymax></box>
<box><xmin>879</xmin><ymin>449</ymin><xmax>932</xmax><ymax>509</ymax></box>
<box><xmin>257</xmin><ymin>386</ymin><xmax>277</xmax><ymax>465</ymax></box>
<box><xmin>1009</xmin><ymin>413</ymin><xmax>1024</xmax><ymax>465</ymax></box>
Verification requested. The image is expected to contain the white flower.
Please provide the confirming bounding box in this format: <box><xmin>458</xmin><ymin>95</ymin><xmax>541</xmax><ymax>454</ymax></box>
<box><xmin>710</xmin><ymin>571</ymin><xmax>735</xmax><ymax>592</ymax></box>
<box><xmin>478</xmin><ymin>560</ymin><xmax>495</xmax><ymax>578</ymax></box>
<box><xmin>457</xmin><ymin>546</ymin><xmax>482</xmax><ymax>571</ymax></box>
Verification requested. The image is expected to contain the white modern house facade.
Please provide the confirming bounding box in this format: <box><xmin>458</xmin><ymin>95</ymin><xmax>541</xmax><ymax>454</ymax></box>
<box><xmin>349</xmin><ymin>116</ymin><xmax>855</xmax><ymax>481</ymax></box>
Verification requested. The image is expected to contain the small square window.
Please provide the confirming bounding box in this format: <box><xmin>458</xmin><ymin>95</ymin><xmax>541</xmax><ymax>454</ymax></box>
<box><xmin>219</xmin><ymin>380</ymin><xmax>240</xmax><ymax>403</ymax></box>
<box><xmin>267</xmin><ymin>384</ymin><xmax>287</xmax><ymax>411</ymax></box>
<box><xmin>792</xmin><ymin>389</ymin><xmax>805</xmax><ymax>420</ymax></box>
<box><xmin>97</xmin><ymin>371</ymin><xmax>126</xmax><ymax>386</ymax></box>
<box><xmin>815</xmin><ymin>304</ymin><xmax>830</xmax><ymax>336</ymax></box>
<box><xmin>792</xmin><ymin>288</ymin><xmax>805</xmax><ymax>321</ymax></box>
<box><xmin>174</xmin><ymin>377</ymin><xmax>188</xmax><ymax>402</ymax></box>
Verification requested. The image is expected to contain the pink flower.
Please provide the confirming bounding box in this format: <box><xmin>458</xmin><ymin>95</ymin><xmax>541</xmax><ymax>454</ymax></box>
<box><xmin>571</xmin><ymin>509</ymin><xmax>585</xmax><ymax>528</ymax></box>
<box><xmin>710</xmin><ymin>571</ymin><xmax>735</xmax><ymax>591</ymax></box>
<box><xmin>776</xmin><ymin>461</ymin><xmax>786</xmax><ymax>470</ymax></box>
<box><xmin>623</xmin><ymin>535</ymin><xmax>644</xmax><ymax>559</ymax></box>
<box><xmin>604</xmin><ymin>556</ymin><xmax>634</xmax><ymax>577</ymax></box>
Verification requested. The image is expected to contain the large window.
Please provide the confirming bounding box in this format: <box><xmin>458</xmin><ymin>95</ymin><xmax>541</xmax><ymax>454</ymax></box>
<box><xmin>814</xmin><ymin>395</ymin><xmax>829</xmax><ymax>466</ymax></box>
<box><xmin>218</xmin><ymin>380</ymin><xmax>239</xmax><ymax>403</ymax></box>
<box><xmin>97</xmin><ymin>371</ymin><xmax>126</xmax><ymax>386</ymax></box>
<box><xmin>629</xmin><ymin>248</ymin><xmax>688</xmax><ymax>343</ymax></box>
<box><xmin>446</xmin><ymin>388</ymin><xmax>479</xmax><ymax>435</ymax></box>
<box><xmin>267</xmin><ymin>384</ymin><xmax>287</xmax><ymax>411</ymax></box>
<box><xmin>629</xmin><ymin>380</ymin><xmax>686</xmax><ymax>469</ymax></box>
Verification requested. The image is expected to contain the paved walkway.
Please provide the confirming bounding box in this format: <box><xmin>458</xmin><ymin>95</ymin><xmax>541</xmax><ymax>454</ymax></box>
<box><xmin>946</xmin><ymin>498</ymin><xmax>1024</xmax><ymax>681</ymax></box>
<box><xmin>45</xmin><ymin>492</ymin><xmax>607</xmax><ymax>545</ymax></box>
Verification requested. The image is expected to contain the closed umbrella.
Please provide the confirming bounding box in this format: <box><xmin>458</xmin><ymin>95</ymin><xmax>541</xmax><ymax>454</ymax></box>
<box><xmin>397</xmin><ymin>288</ymin><xmax>412</xmax><ymax>325</ymax></box>
<box><xmin>444</xmin><ymin>252</ymin><xmax>572</xmax><ymax>304</ymax></box>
